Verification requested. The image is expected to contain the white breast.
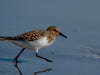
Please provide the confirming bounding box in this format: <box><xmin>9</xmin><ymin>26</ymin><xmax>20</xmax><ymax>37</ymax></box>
<box><xmin>11</xmin><ymin>37</ymin><xmax>55</xmax><ymax>52</ymax></box>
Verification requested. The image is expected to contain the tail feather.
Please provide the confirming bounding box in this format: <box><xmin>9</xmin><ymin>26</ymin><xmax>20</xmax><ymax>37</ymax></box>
<box><xmin>0</xmin><ymin>36</ymin><xmax>14</xmax><ymax>41</ymax></box>
<box><xmin>0</xmin><ymin>36</ymin><xmax>8</xmax><ymax>41</ymax></box>
<box><xmin>0</xmin><ymin>36</ymin><xmax>5</xmax><ymax>41</ymax></box>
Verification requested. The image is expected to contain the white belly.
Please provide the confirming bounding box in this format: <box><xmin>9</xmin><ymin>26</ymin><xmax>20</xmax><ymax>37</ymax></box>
<box><xmin>11</xmin><ymin>37</ymin><xmax>55</xmax><ymax>52</ymax></box>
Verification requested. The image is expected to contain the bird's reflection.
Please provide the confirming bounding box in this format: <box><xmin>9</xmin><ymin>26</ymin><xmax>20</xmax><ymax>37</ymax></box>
<box><xmin>13</xmin><ymin>62</ymin><xmax>23</xmax><ymax>75</ymax></box>
<box><xmin>13</xmin><ymin>62</ymin><xmax>52</xmax><ymax>75</ymax></box>
<box><xmin>34</xmin><ymin>68</ymin><xmax>52</xmax><ymax>75</ymax></box>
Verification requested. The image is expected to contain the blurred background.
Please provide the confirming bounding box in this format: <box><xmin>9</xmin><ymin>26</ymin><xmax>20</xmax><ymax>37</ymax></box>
<box><xmin>0</xmin><ymin>0</ymin><xmax>100</xmax><ymax>75</ymax></box>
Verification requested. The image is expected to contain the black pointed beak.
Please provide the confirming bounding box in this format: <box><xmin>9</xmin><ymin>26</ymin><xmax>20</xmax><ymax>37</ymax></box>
<box><xmin>59</xmin><ymin>32</ymin><xmax>67</xmax><ymax>38</ymax></box>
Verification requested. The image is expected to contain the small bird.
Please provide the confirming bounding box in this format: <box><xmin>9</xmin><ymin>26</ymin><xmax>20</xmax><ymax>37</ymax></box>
<box><xmin>0</xmin><ymin>26</ymin><xmax>67</xmax><ymax>63</ymax></box>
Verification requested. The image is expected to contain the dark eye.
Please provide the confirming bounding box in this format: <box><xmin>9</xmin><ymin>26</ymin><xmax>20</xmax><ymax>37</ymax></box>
<box><xmin>53</xmin><ymin>29</ymin><xmax>57</xmax><ymax>32</ymax></box>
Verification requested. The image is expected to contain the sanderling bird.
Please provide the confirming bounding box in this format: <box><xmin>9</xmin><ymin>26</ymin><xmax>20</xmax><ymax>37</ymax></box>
<box><xmin>0</xmin><ymin>26</ymin><xmax>67</xmax><ymax>63</ymax></box>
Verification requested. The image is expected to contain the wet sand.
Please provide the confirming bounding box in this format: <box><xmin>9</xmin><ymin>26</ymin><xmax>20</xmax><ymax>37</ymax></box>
<box><xmin>0</xmin><ymin>0</ymin><xmax>100</xmax><ymax>75</ymax></box>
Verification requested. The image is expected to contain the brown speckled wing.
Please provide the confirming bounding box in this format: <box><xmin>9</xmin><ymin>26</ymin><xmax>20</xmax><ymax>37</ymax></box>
<box><xmin>4</xmin><ymin>30</ymin><xmax>51</xmax><ymax>41</ymax></box>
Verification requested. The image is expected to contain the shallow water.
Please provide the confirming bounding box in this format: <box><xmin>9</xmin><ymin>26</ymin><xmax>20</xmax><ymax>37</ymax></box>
<box><xmin>0</xmin><ymin>0</ymin><xmax>100</xmax><ymax>75</ymax></box>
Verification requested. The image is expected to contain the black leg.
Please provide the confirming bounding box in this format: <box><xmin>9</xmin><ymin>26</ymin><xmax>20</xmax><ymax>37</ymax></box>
<box><xmin>36</xmin><ymin>53</ymin><xmax>53</xmax><ymax>63</ymax></box>
<box><xmin>14</xmin><ymin>48</ymin><xmax>25</xmax><ymax>63</ymax></box>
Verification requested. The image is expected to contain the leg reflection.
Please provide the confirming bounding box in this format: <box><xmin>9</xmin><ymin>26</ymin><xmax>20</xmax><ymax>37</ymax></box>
<box><xmin>13</xmin><ymin>62</ymin><xmax>23</xmax><ymax>75</ymax></box>
<box><xmin>34</xmin><ymin>68</ymin><xmax>52</xmax><ymax>75</ymax></box>
<box><xmin>13</xmin><ymin>62</ymin><xmax>52</xmax><ymax>75</ymax></box>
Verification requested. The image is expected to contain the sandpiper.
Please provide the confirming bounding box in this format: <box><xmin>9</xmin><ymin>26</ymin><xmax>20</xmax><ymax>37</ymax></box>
<box><xmin>0</xmin><ymin>26</ymin><xmax>67</xmax><ymax>63</ymax></box>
